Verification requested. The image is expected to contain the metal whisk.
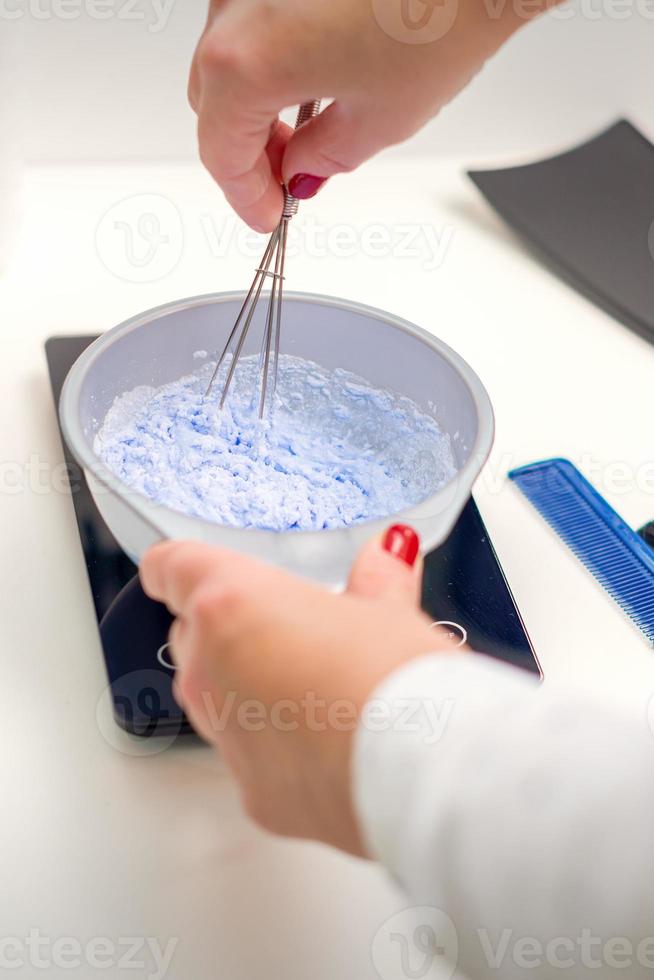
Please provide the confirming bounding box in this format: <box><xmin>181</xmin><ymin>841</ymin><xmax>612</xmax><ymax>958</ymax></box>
<box><xmin>206</xmin><ymin>100</ymin><xmax>322</xmax><ymax>418</ymax></box>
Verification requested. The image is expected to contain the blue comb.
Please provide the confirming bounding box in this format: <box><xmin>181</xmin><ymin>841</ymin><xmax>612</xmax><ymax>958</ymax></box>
<box><xmin>509</xmin><ymin>458</ymin><xmax>654</xmax><ymax>643</ymax></box>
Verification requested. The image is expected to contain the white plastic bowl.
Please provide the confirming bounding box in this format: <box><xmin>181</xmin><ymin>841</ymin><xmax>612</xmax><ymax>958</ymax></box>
<box><xmin>60</xmin><ymin>292</ymin><xmax>494</xmax><ymax>587</ymax></box>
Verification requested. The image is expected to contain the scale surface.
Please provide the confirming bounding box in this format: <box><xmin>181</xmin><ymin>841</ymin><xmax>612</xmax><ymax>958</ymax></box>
<box><xmin>47</xmin><ymin>335</ymin><xmax>540</xmax><ymax>738</ymax></box>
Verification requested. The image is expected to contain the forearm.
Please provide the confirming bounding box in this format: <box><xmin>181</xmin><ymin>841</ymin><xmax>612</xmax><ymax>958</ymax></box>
<box><xmin>354</xmin><ymin>654</ymin><xmax>654</xmax><ymax>979</ymax></box>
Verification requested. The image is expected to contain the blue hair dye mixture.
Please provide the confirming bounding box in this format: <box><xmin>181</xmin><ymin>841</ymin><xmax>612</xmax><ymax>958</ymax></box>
<box><xmin>94</xmin><ymin>353</ymin><xmax>457</xmax><ymax>532</ymax></box>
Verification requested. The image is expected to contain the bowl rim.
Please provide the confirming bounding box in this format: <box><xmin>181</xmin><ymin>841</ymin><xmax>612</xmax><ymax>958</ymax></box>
<box><xmin>59</xmin><ymin>289</ymin><xmax>495</xmax><ymax>545</ymax></box>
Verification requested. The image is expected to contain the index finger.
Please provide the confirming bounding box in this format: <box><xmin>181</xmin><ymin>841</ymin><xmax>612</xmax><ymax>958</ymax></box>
<box><xmin>140</xmin><ymin>541</ymin><xmax>227</xmax><ymax>615</ymax></box>
<box><xmin>196</xmin><ymin>50</ymin><xmax>286</xmax><ymax>231</ymax></box>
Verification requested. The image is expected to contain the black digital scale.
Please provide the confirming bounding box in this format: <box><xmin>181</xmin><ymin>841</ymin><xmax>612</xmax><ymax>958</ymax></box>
<box><xmin>47</xmin><ymin>335</ymin><xmax>540</xmax><ymax>739</ymax></box>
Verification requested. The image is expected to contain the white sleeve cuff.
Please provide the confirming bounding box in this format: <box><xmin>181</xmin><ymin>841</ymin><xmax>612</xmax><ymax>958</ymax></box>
<box><xmin>352</xmin><ymin>652</ymin><xmax>537</xmax><ymax>876</ymax></box>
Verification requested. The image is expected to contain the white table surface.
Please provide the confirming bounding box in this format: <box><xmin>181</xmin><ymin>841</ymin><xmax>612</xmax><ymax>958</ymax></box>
<box><xmin>1</xmin><ymin>158</ymin><xmax>654</xmax><ymax>979</ymax></box>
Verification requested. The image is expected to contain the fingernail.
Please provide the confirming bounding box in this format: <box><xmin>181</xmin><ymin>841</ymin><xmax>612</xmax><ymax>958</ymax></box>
<box><xmin>287</xmin><ymin>173</ymin><xmax>328</xmax><ymax>200</ymax></box>
<box><xmin>382</xmin><ymin>524</ymin><xmax>420</xmax><ymax>567</ymax></box>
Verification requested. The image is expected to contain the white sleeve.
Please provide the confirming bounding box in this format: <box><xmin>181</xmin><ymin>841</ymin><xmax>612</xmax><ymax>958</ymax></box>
<box><xmin>353</xmin><ymin>653</ymin><xmax>654</xmax><ymax>980</ymax></box>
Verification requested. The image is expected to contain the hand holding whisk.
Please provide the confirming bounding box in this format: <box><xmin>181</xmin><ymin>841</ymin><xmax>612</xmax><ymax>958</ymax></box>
<box><xmin>205</xmin><ymin>100</ymin><xmax>322</xmax><ymax>419</ymax></box>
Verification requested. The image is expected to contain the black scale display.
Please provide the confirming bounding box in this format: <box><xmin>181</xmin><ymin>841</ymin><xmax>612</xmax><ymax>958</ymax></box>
<box><xmin>47</xmin><ymin>336</ymin><xmax>540</xmax><ymax>739</ymax></box>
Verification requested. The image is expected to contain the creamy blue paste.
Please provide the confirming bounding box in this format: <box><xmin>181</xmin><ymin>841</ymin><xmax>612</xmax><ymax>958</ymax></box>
<box><xmin>94</xmin><ymin>354</ymin><xmax>457</xmax><ymax>532</ymax></box>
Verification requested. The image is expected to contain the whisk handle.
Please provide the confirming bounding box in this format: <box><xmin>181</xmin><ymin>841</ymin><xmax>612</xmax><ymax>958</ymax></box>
<box><xmin>282</xmin><ymin>99</ymin><xmax>322</xmax><ymax>219</ymax></box>
<box><xmin>294</xmin><ymin>100</ymin><xmax>322</xmax><ymax>128</ymax></box>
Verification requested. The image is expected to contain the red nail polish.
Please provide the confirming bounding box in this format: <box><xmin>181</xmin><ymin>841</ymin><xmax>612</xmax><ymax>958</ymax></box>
<box><xmin>382</xmin><ymin>524</ymin><xmax>420</xmax><ymax>567</ymax></box>
<box><xmin>288</xmin><ymin>173</ymin><xmax>327</xmax><ymax>200</ymax></box>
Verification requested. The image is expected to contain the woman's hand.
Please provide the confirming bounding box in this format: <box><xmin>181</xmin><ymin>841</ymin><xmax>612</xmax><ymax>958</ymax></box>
<box><xmin>140</xmin><ymin>527</ymin><xmax>458</xmax><ymax>855</ymax></box>
<box><xmin>189</xmin><ymin>0</ymin><xmax>553</xmax><ymax>231</ymax></box>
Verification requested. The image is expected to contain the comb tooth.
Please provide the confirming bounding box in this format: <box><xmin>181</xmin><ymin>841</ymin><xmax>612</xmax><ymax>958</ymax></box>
<box><xmin>510</xmin><ymin>458</ymin><xmax>654</xmax><ymax>646</ymax></box>
<box><xmin>618</xmin><ymin>578</ymin><xmax>651</xmax><ymax>592</ymax></box>
<box><xmin>623</xmin><ymin>591</ymin><xmax>654</xmax><ymax>607</ymax></box>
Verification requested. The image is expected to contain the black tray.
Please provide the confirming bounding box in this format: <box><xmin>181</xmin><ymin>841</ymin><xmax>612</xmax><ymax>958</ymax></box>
<box><xmin>469</xmin><ymin>119</ymin><xmax>654</xmax><ymax>346</ymax></box>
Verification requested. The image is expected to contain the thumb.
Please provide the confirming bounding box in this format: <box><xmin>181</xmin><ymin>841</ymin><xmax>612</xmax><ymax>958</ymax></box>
<box><xmin>348</xmin><ymin>526</ymin><xmax>422</xmax><ymax>607</ymax></box>
<box><xmin>282</xmin><ymin>101</ymin><xmax>392</xmax><ymax>196</ymax></box>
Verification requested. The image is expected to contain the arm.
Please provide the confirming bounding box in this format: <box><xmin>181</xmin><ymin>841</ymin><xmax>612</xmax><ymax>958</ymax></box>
<box><xmin>140</xmin><ymin>534</ymin><xmax>654</xmax><ymax>979</ymax></box>
<box><xmin>189</xmin><ymin>0</ymin><xmax>558</xmax><ymax>230</ymax></box>
<box><xmin>355</xmin><ymin>654</ymin><xmax>654</xmax><ymax>979</ymax></box>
